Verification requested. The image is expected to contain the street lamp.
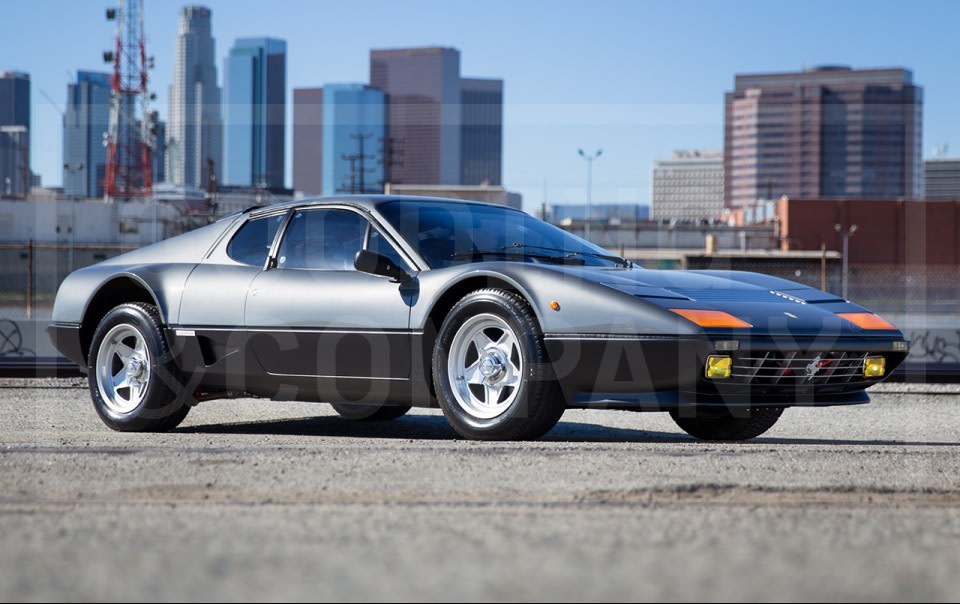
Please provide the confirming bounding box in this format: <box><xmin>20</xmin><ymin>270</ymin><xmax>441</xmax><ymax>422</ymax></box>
<box><xmin>834</xmin><ymin>223</ymin><xmax>858</xmax><ymax>299</ymax></box>
<box><xmin>577</xmin><ymin>148</ymin><xmax>602</xmax><ymax>241</ymax></box>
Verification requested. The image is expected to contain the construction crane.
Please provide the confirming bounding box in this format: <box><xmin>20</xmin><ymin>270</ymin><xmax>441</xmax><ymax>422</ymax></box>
<box><xmin>103</xmin><ymin>0</ymin><xmax>156</xmax><ymax>201</ymax></box>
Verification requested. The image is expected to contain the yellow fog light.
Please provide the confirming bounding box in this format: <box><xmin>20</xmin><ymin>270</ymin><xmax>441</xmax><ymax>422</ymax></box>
<box><xmin>863</xmin><ymin>356</ymin><xmax>886</xmax><ymax>378</ymax></box>
<box><xmin>705</xmin><ymin>355</ymin><xmax>732</xmax><ymax>379</ymax></box>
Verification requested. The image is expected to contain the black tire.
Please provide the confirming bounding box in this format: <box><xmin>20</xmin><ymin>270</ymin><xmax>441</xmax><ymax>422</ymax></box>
<box><xmin>669</xmin><ymin>407</ymin><xmax>784</xmax><ymax>441</ymax></box>
<box><xmin>87</xmin><ymin>302</ymin><xmax>191</xmax><ymax>432</ymax></box>
<box><xmin>330</xmin><ymin>402</ymin><xmax>412</xmax><ymax>421</ymax></box>
<box><xmin>432</xmin><ymin>289</ymin><xmax>565</xmax><ymax>440</ymax></box>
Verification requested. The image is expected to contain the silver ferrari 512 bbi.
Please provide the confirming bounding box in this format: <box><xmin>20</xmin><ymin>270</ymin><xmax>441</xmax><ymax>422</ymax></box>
<box><xmin>49</xmin><ymin>196</ymin><xmax>908</xmax><ymax>440</ymax></box>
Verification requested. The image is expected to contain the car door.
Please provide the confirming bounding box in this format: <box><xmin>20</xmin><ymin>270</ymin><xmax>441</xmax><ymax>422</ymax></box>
<box><xmin>244</xmin><ymin>206</ymin><xmax>414</xmax><ymax>384</ymax></box>
<box><xmin>176</xmin><ymin>210</ymin><xmax>288</xmax><ymax>388</ymax></box>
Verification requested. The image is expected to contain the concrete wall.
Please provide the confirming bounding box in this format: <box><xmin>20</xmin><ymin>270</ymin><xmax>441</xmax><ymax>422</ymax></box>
<box><xmin>0</xmin><ymin>199</ymin><xmax>181</xmax><ymax>245</ymax></box>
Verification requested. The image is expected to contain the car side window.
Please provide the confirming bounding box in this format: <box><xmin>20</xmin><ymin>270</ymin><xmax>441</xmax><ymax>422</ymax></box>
<box><xmin>277</xmin><ymin>209</ymin><xmax>367</xmax><ymax>270</ymax></box>
<box><xmin>226</xmin><ymin>213</ymin><xmax>285</xmax><ymax>266</ymax></box>
<box><xmin>367</xmin><ymin>227</ymin><xmax>410</xmax><ymax>271</ymax></box>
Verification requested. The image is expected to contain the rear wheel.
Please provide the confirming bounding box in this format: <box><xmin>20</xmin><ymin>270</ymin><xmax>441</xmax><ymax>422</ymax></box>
<box><xmin>433</xmin><ymin>289</ymin><xmax>564</xmax><ymax>440</ymax></box>
<box><xmin>88</xmin><ymin>302</ymin><xmax>190</xmax><ymax>432</ymax></box>
<box><xmin>670</xmin><ymin>407</ymin><xmax>784</xmax><ymax>441</ymax></box>
<box><xmin>330</xmin><ymin>403</ymin><xmax>411</xmax><ymax>421</ymax></box>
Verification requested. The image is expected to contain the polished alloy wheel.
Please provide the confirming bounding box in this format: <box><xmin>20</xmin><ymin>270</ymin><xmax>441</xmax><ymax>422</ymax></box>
<box><xmin>95</xmin><ymin>324</ymin><xmax>151</xmax><ymax>415</ymax></box>
<box><xmin>447</xmin><ymin>313</ymin><xmax>523</xmax><ymax>419</ymax></box>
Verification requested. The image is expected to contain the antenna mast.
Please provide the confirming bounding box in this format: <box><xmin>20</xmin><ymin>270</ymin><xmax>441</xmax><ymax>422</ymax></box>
<box><xmin>103</xmin><ymin>0</ymin><xmax>155</xmax><ymax>201</ymax></box>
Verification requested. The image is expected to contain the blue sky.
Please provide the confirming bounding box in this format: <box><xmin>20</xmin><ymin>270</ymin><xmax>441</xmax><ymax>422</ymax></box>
<box><xmin>4</xmin><ymin>0</ymin><xmax>959</xmax><ymax>209</ymax></box>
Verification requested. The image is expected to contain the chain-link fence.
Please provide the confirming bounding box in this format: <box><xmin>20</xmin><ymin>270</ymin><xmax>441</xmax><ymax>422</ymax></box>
<box><xmin>0</xmin><ymin>242</ymin><xmax>135</xmax><ymax>321</ymax></box>
<box><xmin>0</xmin><ymin>238</ymin><xmax>957</xmax><ymax>361</ymax></box>
<box><xmin>683</xmin><ymin>256</ymin><xmax>960</xmax><ymax>316</ymax></box>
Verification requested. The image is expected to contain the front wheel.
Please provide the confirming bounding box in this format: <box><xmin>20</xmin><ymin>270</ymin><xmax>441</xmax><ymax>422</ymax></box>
<box><xmin>88</xmin><ymin>302</ymin><xmax>191</xmax><ymax>432</ymax></box>
<box><xmin>669</xmin><ymin>407</ymin><xmax>784</xmax><ymax>441</ymax></box>
<box><xmin>433</xmin><ymin>289</ymin><xmax>564</xmax><ymax>440</ymax></box>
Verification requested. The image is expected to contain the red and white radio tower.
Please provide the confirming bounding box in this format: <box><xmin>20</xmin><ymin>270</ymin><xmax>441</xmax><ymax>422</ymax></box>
<box><xmin>103</xmin><ymin>0</ymin><xmax>156</xmax><ymax>200</ymax></box>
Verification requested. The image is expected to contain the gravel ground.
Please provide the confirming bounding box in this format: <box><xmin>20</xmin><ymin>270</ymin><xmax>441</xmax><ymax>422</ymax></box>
<box><xmin>1</xmin><ymin>380</ymin><xmax>959</xmax><ymax>602</ymax></box>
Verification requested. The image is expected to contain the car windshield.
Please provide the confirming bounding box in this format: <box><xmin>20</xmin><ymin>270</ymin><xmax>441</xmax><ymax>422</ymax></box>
<box><xmin>378</xmin><ymin>200</ymin><xmax>626</xmax><ymax>269</ymax></box>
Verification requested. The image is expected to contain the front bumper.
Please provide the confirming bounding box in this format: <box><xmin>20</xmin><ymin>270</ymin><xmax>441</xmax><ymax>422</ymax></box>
<box><xmin>544</xmin><ymin>333</ymin><xmax>908</xmax><ymax>410</ymax></box>
<box><xmin>47</xmin><ymin>322</ymin><xmax>86</xmax><ymax>367</ymax></box>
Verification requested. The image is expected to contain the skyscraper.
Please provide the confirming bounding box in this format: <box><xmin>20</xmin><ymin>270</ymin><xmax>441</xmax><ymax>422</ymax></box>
<box><xmin>369</xmin><ymin>47</ymin><xmax>461</xmax><ymax>185</ymax></box>
<box><xmin>223</xmin><ymin>37</ymin><xmax>286</xmax><ymax>188</ymax></box>
<box><xmin>167</xmin><ymin>5</ymin><xmax>222</xmax><ymax>188</ymax></box>
<box><xmin>322</xmin><ymin>84</ymin><xmax>386</xmax><ymax>196</ymax></box>
<box><xmin>460</xmin><ymin>78</ymin><xmax>503</xmax><ymax>186</ymax></box>
<box><xmin>652</xmin><ymin>150</ymin><xmax>724</xmax><ymax>220</ymax></box>
<box><xmin>63</xmin><ymin>71</ymin><xmax>111</xmax><ymax>198</ymax></box>
<box><xmin>0</xmin><ymin>71</ymin><xmax>30</xmax><ymax>197</ymax></box>
<box><xmin>292</xmin><ymin>85</ymin><xmax>387</xmax><ymax>197</ymax></box>
<box><xmin>724</xmin><ymin>66</ymin><xmax>923</xmax><ymax>206</ymax></box>
<box><xmin>292</xmin><ymin>87</ymin><xmax>323</xmax><ymax>196</ymax></box>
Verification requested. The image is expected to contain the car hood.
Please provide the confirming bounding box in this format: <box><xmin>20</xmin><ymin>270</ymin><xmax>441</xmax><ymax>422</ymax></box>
<box><xmin>541</xmin><ymin>265</ymin><xmax>837</xmax><ymax>301</ymax></box>
<box><xmin>533</xmin><ymin>264</ymin><xmax>899</xmax><ymax>337</ymax></box>
<box><xmin>594</xmin><ymin>268</ymin><xmax>840</xmax><ymax>303</ymax></box>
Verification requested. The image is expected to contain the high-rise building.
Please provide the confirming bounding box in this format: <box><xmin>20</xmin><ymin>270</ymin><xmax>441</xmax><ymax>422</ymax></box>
<box><xmin>924</xmin><ymin>158</ymin><xmax>960</xmax><ymax>201</ymax></box>
<box><xmin>292</xmin><ymin>87</ymin><xmax>323</xmax><ymax>196</ymax></box>
<box><xmin>724</xmin><ymin>66</ymin><xmax>923</xmax><ymax>206</ymax></box>
<box><xmin>321</xmin><ymin>84</ymin><xmax>386</xmax><ymax>196</ymax></box>
<box><xmin>370</xmin><ymin>47</ymin><xmax>461</xmax><ymax>185</ymax></box>
<box><xmin>651</xmin><ymin>150</ymin><xmax>724</xmax><ymax>220</ymax></box>
<box><xmin>0</xmin><ymin>71</ymin><xmax>30</xmax><ymax>197</ymax></box>
<box><xmin>167</xmin><ymin>5</ymin><xmax>222</xmax><ymax>189</ymax></box>
<box><xmin>63</xmin><ymin>71</ymin><xmax>111</xmax><ymax>198</ymax></box>
<box><xmin>0</xmin><ymin>71</ymin><xmax>29</xmax><ymax>128</ymax></box>
<box><xmin>460</xmin><ymin>78</ymin><xmax>502</xmax><ymax>186</ymax></box>
<box><xmin>293</xmin><ymin>84</ymin><xmax>387</xmax><ymax>197</ymax></box>
<box><xmin>223</xmin><ymin>37</ymin><xmax>286</xmax><ymax>188</ymax></box>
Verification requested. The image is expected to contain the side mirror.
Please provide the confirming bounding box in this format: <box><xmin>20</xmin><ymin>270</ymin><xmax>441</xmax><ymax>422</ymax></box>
<box><xmin>354</xmin><ymin>249</ymin><xmax>411</xmax><ymax>283</ymax></box>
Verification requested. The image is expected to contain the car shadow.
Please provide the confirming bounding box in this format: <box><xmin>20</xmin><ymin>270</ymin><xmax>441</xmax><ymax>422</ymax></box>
<box><xmin>177</xmin><ymin>414</ymin><xmax>688</xmax><ymax>443</ymax></box>
<box><xmin>175</xmin><ymin>414</ymin><xmax>960</xmax><ymax>447</ymax></box>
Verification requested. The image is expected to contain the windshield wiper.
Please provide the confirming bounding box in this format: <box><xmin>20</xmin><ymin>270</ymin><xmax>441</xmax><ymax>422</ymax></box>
<box><xmin>451</xmin><ymin>249</ymin><xmax>585</xmax><ymax>265</ymax></box>
<box><xmin>501</xmin><ymin>243</ymin><xmax>632</xmax><ymax>268</ymax></box>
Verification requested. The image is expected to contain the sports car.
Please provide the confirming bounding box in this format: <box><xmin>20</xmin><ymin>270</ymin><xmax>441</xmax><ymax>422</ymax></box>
<box><xmin>49</xmin><ymin>196</ymin><xmax>908</xmax><ymax>440</ymax></box>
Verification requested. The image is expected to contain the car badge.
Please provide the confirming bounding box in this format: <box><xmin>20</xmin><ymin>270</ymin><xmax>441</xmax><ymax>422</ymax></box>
<box><xmin>783</xmin><ymin>312</ymin><xmax>799</xmax><ymax>319</ymax></box>
<box><xmin>804</xmin><ymin>354</ymin><xmax>823</xmax><ymax>380</ymax></box>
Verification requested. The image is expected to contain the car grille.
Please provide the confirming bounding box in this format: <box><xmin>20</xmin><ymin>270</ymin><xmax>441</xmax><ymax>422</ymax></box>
<box><xmin>730</xmin><ymin>352</ymin><xmax>873</xmax><ymax>386</ymax></box>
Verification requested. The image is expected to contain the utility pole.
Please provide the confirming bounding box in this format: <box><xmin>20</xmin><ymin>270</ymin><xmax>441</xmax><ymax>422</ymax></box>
<box><xmin>820</xmin><ymin>242</ymin><xmax>827</xmax><ymax>292</ymax></box>
<box><xmin>834</xmin><ymin>223</ymin><xmax>858</xmax><ymax>299</ymax></box>
<box><xmin>578</xmin><ymin>148</ymin><xmax>602</xmax><ymax>241</ymax></box>
<box><xmin>341</xmin><ymin>132</ymin><xmax>376</xmax><ymax>194</ymax></box>
<box><xmin>381</xmin><ymin>137</ymin><xmax>404</xmax><ymax>188</ymax></box>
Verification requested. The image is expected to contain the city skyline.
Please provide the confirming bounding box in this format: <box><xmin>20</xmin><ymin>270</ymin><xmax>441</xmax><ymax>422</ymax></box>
<box><xmin>4</xmin><ymin>0</ymin><xmax>960</xmax><ymax>209</ymax></box>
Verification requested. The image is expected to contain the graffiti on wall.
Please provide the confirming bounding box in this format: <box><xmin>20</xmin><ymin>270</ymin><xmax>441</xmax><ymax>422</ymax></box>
<box><xmin>0</xmin><ymin>319</ymin><xmax>35</xmax><ymax>357</ymax></box>
<box><xmin>906</xmin><ymin>329</ymin><xmax>960</xmax><ymax>364</ymax></box>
